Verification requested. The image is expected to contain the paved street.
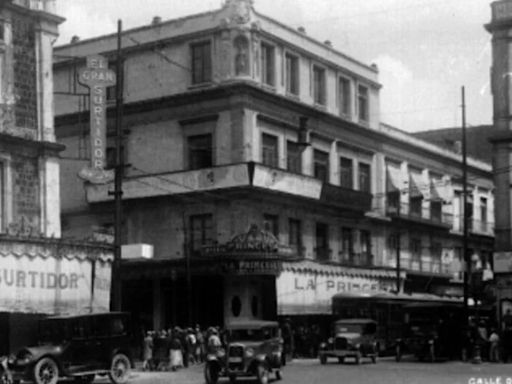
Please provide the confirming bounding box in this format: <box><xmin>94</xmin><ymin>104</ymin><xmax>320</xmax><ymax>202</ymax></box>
<box><xmin>95</xmin><ymin>358</ymin><xmax>512</xmax><ymax>384</ymax></box>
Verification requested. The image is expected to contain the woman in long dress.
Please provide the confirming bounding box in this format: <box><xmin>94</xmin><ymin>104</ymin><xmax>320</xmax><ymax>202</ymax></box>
<box><xmin>169</xmin><ymin>329</ymin><xmax>184</xmax><ymax>371</ymax></box>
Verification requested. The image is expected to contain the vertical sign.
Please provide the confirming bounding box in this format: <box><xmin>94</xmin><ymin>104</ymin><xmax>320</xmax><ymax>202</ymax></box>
<box><xmin>77</xmin><ymin>55</ymin><xmax>116</xmax><ymax>184</ymax></box>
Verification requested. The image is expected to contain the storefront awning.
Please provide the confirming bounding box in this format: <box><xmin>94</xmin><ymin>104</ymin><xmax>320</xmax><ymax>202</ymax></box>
<box><xmin>386</xmin><ymin>166</ymin><xmax>403</xmax><ymax>193</ymax></box>
<box><xmin>282</xmin><ymin>260</ymin><xmax>403</xmax><ymax>280</ymax></box>
<box><xmin>409</xmin><ymin>173</ymin><xmax>428</xmax><ymax>198</ymax></box>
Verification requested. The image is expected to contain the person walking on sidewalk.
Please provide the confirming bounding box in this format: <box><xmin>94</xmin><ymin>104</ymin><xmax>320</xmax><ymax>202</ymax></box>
<box><xmin>142</xmin><ymin>331</ymin><xmax>154</xmax><ymax>371</ymax></box>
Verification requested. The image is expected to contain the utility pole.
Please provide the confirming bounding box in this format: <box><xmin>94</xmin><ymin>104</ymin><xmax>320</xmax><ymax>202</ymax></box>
<box><xmin>461</xmin><ymin>86</ymin><xmax>470</xmax><ymax>325</ymax></box>
<box><xmin>110</xmin><ymin>20</ymin><xmax>124</xmax><ymax>312</ymax></box>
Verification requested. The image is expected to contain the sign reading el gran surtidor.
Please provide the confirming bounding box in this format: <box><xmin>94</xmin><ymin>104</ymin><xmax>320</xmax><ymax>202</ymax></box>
<box><xmin>77</xmin><ymin>55</ymin><xmax>116</xmax><ymax>184</ymax></box>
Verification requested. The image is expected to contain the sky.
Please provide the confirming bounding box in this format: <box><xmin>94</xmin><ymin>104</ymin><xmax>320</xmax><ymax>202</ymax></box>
<box><xmin>55</xmin><ymin>0</ymin><xmax>493</xmax><ymax>133</ymax></box>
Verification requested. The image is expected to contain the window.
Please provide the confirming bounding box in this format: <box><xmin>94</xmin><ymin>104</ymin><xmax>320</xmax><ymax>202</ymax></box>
<box><xmin>285</xmin><ymin>53</ymin><xmax>299</xmax><ymax>95</ymax></box>
<box><xmin>262</xmin><ymin>133</ymin><xmax>278</xmax><ymax>167</ymax></box>
<box><xmin>339</xmin><ymin>157</ymin><xmax>353</xmax><ymax>189</ymax></box>
<box><xmin>191</xmin><ymin>41</ymin><xmax>212</xmax><ymax>85</ymax></box>
<box><xmin>410</xmin><ymin>238</ymin><xmax>422</xmax><ymax>259</ymax></box>
<box><xmin>360</xmin><ymin>230</ymin><xmax>371</xmax><ymax>254</ymax></box>
<box><xmin>286</xmin><ymin>141</ymin><xmax>302</xmax><ymax>173</ymax></box>
<box><xmin>261</xmin><ymin>42</ymin><xmax>275</xmax><ymax>86</ymax></box>
<box><xmin>0</xmin><ymin>22</ymin><xmax>4</xmax><ymax>41</ymax></box>
<box><xmin>357</xmin><ymin>85</ymin><xmax>369</xmax><ymax>122</ymax></box>
<box><xmin>315</xmin><ymin>223</ymin><xmax>329</xmax><ymax>261</ymax></box>
<box><xmin>188</xmin><ymin>134</ymin><xmax>213</xmax><ymax>170</ymax></box>
<box><xmin>387</xmin><ymin>191</ymin><xmax>400</xmax><ymax>214</ymax></box>
<box><xmin>340</xmin><ymin>227</ymin><xmax>353</xmax><ymax>261</ymax></box>
<box><xmin>313</xmin><ymin>65</ymin><xmax>326</xmax><ymax>105</ymax></box>
<box><xmin>480</xmin><ymin>197</ymin><xmax>488</xmax><ymax>231</ymax></box>
<box><xmin>314</xmin><ymin>149</ymin><xmax>329</xmax><ymax>182</ymax></box>
<box><xmin>263</xmin><ymin>214</ymin><xmax>279</xmax><ymax>237</ymax></box>
<box><xmin>431</xmin><ymin>200</ymin><xmax>442</xmax><ymax>222</ymax></box>
<box><xmin>288</xmin><ymin>218</ymin><xmax>302</xmax><ymax>254</ymax></box>
<box><xmin>358</xmin><ymin>162</ymin><xmax>371</xmax><ymax>193</ymax></box>
<box><xmin>190</xmin><ymin>214</ymin><xmax>213</xmax><ymax>253</ymax></box>
<box><xmin>410</xmin><ymin>196</ymin><xmax>422</xmax><ymax>217</ymax></box>
<box><xmin>339</xmin><ymin>77</ymin><xmax>351</xmax><ymax>117</ymax></box>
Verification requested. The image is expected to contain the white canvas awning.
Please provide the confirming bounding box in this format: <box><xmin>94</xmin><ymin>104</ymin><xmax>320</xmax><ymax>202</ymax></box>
<box><xmin>386</xmin><ymin>166</ymin><xmax>404</xmax><ymax>192</ymax></box>
<box><xmin>409</xmin><ymin>173</ymin><xmax>429</xmax><ymax>198</ymax></box>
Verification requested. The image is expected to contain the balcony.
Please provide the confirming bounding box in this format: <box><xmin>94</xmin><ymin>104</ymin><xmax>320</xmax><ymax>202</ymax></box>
<box><xmin>386</xmin><ymin>202</ymin><xmax>453</xmax><ymax>228</ymax></box>
<box><xmin>86</xmin><ymin>163</ymin><xmax>372</xmax><ymax>215</ymax></box>
<box><xmin>338</xmin><ymin>252</ymin><xmax>374</xmax><ymax>267</ymax></box>
<box><xmin>400</xmin><ymin>257</ymin><xmax>451</xmax><ymax>275</ymax></box>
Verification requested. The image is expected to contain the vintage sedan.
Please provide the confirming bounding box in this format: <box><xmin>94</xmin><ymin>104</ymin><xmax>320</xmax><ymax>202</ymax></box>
<box><xmin>8</xmin><ymin>312</ymin><xmax>134</xmax><ymax>384</ymax></box>
<box><xmin>204</xmin><ymin>320</ymin><xmax>283</xmax><ymax>384</ymax></box>
<box><xmin>318</xmin><ymin>319</ymin><xmax>378</xmax><ymax>365</ymax></box>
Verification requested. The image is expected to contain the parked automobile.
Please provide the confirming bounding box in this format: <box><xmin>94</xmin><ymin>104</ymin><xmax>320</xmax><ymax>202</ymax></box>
<box><xmin>8</xmin><ymin>312</ymin><xmax>134</xmax><ymax>384</ymax></box>
<box><xmin>395</xmin><ymin>302</ymin><xmax>464</xmax><ymax>362</ymax></box>
<box><xmin>318</xmin><ymin>319</ymin><xmax>378</xmax><ymax>365</ymax></box>
<box><xmin>204</xmin><ymin>320</ymin><xmax>283</xmax><ymax>384</ymax></box>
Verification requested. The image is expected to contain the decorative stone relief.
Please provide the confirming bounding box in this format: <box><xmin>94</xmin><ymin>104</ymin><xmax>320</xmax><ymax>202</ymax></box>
<box><xmin>224</xmin><ymin>0</ymin><xmax>253</xmax><ymax>25</ymax></box>
<box><xmin>234</xmin><ymin>34</ymin><xmax>250</xmax><ymax>76</ymax></box>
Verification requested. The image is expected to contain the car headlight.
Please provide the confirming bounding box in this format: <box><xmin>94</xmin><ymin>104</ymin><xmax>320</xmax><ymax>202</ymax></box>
<box><xmin>245</xmin><ymin>348</ymin><xmax>254</xmax><ymax>358</ymax></box>
<box><xmin>354</xmin><ymin>343</ymin><xmax>361</xmax><ymax>350</ymax></box>
<box><xmin>217</xmin><ymin>349</ymin><xmax>225</xmax><ymax>358</ymax></box>
<box><xmin>15</xmin><ymin>351</ymin><xmax>33</xmax><ymax>364</ymax></box>
<box><xmin>327</xmin><ymin>338</ymin><xmax>334</xmax><ymax>344</ymax></box>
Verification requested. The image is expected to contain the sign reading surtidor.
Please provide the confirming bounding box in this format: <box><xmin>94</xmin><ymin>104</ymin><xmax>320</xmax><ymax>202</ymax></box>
<box><xmin>0</xmin><ymin>254</ymin><xmax>111</xmax><ymax>314</ymax></box>
<box><xmin>77</xmin><ymin>55</ymin><xmax>116</xmax><ymax>184</ymax></box>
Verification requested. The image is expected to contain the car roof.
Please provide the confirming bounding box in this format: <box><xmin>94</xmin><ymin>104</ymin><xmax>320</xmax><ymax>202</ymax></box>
<box><xmin>44</xmin><ymin>311</ymin><xmax>129</xmax><ymax>320</ymax></box>
<box><xmin>225</xmin><ymin>320</ymin><xmax>279</xmax><ymax>330</ymax></box>
<box><xmin>334</xmin><ymin>318</ymin><xmax>376</xmax><ymax>325</ymax></box>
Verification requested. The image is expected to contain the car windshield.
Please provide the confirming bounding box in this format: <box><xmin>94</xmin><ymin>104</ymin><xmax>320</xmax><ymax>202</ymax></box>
<box><xmin>335</xmin><ymin>323</ymin><xmax>364</xmax><ymax>333</ymax></box>
<box><xmin>229</xmin><ymin>327</ymin><xmax>276</xmax><ymax>341</ymax></box>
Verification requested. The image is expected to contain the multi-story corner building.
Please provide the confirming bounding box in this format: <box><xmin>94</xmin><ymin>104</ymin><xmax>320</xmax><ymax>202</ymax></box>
<box><xmin>53</xmin><ymin>0</ymin><xmax>495</xmax><ymax>331</ymax></box>
<box><xmin>486</xmin><ymin>0</ymin><xmax>512</xmax><ymax>326</ymax></box>
<box><xmin>0</xmin><ymin>0</ymin><xmax>113</xmax><ymax>355</ymax></box>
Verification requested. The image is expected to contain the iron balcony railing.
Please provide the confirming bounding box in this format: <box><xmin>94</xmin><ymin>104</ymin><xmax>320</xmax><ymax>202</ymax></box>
<box><xmin>386</xmin><ymin>202</ymin><xmax>453</xmax><ymax>226</ymax></box>
<box><xmin>399</xmin><ymin>257</ymin><xmax>451</xmax><ymax>274</ymax></box>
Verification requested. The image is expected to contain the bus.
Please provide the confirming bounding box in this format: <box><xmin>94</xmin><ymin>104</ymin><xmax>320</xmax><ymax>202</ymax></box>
<box><xmin>331</xmin><ymin>291</ymin><xmax>463</xmax><ymax>355</ymax></box>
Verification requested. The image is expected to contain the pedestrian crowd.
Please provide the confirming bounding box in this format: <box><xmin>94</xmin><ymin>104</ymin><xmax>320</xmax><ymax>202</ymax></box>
<box><xmin>141</xmin><ymin>324</ymin><xmax>222</xmax><ymax>372</ymax></box>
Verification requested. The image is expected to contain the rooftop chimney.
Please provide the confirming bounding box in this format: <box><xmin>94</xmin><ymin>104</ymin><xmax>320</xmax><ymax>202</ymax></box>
<box><xmin>298</xmin><ymin>26</ymin><xmax>306</xmax><ymax>34</ymax></box>
<box><xmin>70</xmin><ymin>35</ymin><xmax>80</xmax><ymax>43</ymax></box>
<box><xmin>324</xmin><ymin>40</ymin><xmax>332</xmax><ymax>47</ymax></box>
<box><xmin>152</xmin><ymin>16</ymin><xmax>162</xmax><ymax>25</ymax></box>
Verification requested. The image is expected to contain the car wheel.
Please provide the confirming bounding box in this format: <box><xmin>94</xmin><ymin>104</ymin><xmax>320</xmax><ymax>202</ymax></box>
<box><xmin>256</xmin><ymin>364</ymin><xmax>269</xmax><ymax>384</ymax></box>
<box><xmin>395</xmin><ymin>345</ymin><xmax>402</xmax><ymax>362</ymax></box>
<box><xmin>229</xmin><ymin>374</ymin><xmax>237</xmax><ymax>384</ymax></box>
<box><xmin>338</xmin><ymin>357</ymin><xmax>344</xmax><ymax>364</ymax></box>
<box><xmin>355</xmin><ymin>352</ymin><xmax>361</xmax><ymax>365</ymax></box>
<box><xmin>204</xmin><ymin>362</ymin><xmax>219</xmax><ymax>384</ymax></box>
<box><xmin>108</xmin><ymin>353</ymin><xmax>131</xmax><ymax>384</ymax></box>
<box><xmin>371</xmin><ymin>355</ymin><xmax>377</xmax><ymax>364</ymax></box>
<box><xmin>33</xmin><ymin>357</ymin><xmax>59</xmax><ymax>384</ymax></box>
<box><xmin>275</xmin><ymin>369</ymin><xmax>282</xmax><ymax>381</ymax></box>
<box><xmin>319</xmin><ymin>354</ymin><xmax>327</xmax><ymax>365</ymax></box>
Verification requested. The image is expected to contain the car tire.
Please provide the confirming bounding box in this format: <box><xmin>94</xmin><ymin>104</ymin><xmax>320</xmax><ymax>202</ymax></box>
<box><xmin>256</xmin><ymin>364</ymin><xmax>269</xmax><ymax>384</ymax></box>
<box><xmin>319</xmin><ymin>354</ymin><xmax>327</xmax><ymax>365</ymax></box>
<box><xmin>395</xmin><ymin>345</ymin><xmax>402</xmax><ymax>362</ymax></box>
<box><xmin>204</xmin><ymin>362</ymin><xmax>219</xmax><ymax>384</ymax></box>
<box><xmin>338</xmin><ymin>357</ymin><xmax>344</xmax><ymax>364</ymax></box>
<box><xmin>371</xmin><ymin>355</ymin><xmax>377</xmax><ymax>364</ymax></box>
<box><xmin>275</xmin><ymin>369</ymin><xmax>282</xmax><ymax>381</ymax></box>
<box><xmin>33</xmin><ymin>357</ymin><xmax>59</xmax><ymax>384</ymax></box>
<box><xmin>108</xmin><ymin>353</ymin><xmax>131</xmax><ymax>384</ymax></box>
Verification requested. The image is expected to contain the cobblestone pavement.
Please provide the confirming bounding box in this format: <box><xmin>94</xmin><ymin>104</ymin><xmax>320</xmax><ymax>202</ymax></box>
<box><xmin>95</xmin><ymin>358</ymin><xmax>512</xmax><ymax>384</ymax></box>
